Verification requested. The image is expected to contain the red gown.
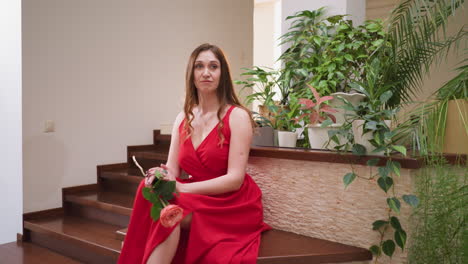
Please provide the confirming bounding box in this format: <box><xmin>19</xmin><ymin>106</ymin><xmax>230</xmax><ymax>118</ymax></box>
<box><xmin>118</xmin><ymin>105</ymin><xmax>271</xmax><ymax>264</ymax></box>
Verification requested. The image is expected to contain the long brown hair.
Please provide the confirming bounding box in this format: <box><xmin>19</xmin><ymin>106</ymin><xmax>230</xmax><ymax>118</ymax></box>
<box><xmin>183</xmin><ymin>43</ymin><xmax>254</xmax><ymax>145</ymax></box>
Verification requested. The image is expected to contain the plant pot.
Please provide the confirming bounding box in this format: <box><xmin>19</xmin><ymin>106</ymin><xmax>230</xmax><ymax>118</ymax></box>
<box><xmin>330</xmin><ymin>92</ymin><xmax>366</xmax><ymax>124</ymax></box>
<box><xmin>443</xmin><ymin>99</ymin><xmax>468</xmax><ymax>154</ymax></box>
<box><xmin>352</xmin><ymin>119</ymin><xmax>391</xmax><ymax>155</ymax></box>
<box><xmin>307</xmin><ymin>124</ymin><xmax>343</xmax><ymax>150</ymax></box>
<box><xmin>252</xmin><ymin>126</ymin><xmax>274</xmax><ymax>147</ymax></box>
<box><xmin>277</xmin><ymin>131</ymin><xmax>297</xmax><ymax>148</ymax></box>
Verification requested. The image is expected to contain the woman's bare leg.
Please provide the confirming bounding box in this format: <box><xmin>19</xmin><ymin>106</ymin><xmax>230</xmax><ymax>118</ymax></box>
<box><xmin>146</xmin><ymin>225</ymin><xmax>180</xmax><ymax>264</ymax></box>
<box><xmin>146</xmin><ymin>214</ymin><xmax>192</xmax><ymax>264</ymax></box>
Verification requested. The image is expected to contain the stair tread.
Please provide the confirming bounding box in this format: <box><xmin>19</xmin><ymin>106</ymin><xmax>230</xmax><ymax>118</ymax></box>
<box><xmin>24</xmin><ymin>215</ymin><xmax>122</xmax><ymax>253</ymax></box>
<box><xmin>0</xmin><ymin>241</ymin><xmax>83</xmax><ymax>264</ymax></box>
<box><xmin>65</xmin><ymin>190</ymin><xmax>134</xmax><ymax>215</ymax></box>
<box><xmin>100</xmin><ymin>167</ymin><xmax>144</xmax><ymax>182</ymax></box>
<box><xmin>130</xmin><ymin>150</ymin><xmax>168</xmax><ymax>160</ymax></box>
<box><xmin>115</xmin><ymin>228</ymin><xmax>371</xmax><ymax>261</ymax></box>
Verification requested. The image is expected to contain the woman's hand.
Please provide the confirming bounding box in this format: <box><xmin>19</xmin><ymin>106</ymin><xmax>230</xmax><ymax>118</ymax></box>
<box><xmin>145</xmin><ymin>164</ymin><xmax>177</xmax><ymax>187</ymax></box>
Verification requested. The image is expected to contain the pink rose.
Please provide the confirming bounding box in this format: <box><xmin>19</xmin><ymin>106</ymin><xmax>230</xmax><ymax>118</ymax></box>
<box><xmin>160</xmin><ymin>205</ymin><xmax>184</xmax><ymax>228</ymax></box>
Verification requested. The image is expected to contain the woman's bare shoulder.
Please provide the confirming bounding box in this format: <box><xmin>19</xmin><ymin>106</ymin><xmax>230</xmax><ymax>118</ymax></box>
<box><xmin>230</xmin><ymin>106</ymin><xmax>250</xmax><ymax>120</ymax></box>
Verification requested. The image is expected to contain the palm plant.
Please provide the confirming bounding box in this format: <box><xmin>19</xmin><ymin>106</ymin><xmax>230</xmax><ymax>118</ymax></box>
<box><xmin>379</xmin><ymin>0</ymin><xmax>467</xmax><ymax>107</ymax></box>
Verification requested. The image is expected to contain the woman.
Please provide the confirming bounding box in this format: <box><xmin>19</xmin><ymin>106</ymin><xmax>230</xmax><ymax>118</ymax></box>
<box><xmin>118</xmin><ymin>43</ymin><xmax>270</xmax><ymax>264</ymax></box>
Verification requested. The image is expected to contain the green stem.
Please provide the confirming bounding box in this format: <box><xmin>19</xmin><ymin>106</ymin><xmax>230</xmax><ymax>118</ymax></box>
<box><xmin>158</xmin><ymin>197</ymin><xmax>168</xmax><ymax>207</ymax></box>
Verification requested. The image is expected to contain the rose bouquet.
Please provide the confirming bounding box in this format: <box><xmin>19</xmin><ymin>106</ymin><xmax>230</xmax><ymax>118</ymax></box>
<box><xmin>133</xmin><ymin>156</ymin><xmax>183</xmax><ymax>227</ymax></box>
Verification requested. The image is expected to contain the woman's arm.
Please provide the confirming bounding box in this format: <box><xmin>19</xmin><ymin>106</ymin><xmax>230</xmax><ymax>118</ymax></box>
<box><xmin>177</xmin><ymin>107</ymin><xmax>252</xmax><ymax>195</ymax></box>
<box><xmin>146</xmin><ymin>112</ymin><xmax>184</xmax><ymax>186</ymax></box>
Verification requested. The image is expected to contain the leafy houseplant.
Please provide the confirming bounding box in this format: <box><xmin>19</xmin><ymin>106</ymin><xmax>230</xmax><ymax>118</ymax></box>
<box><xmin>295</xmin><ymin>84</ymin><xmax>339</xmax><ymax>149</ymax></box>
<box><xmin>278</xmin><ymin>8</ymin><xmax>389</xmax><ymax>96</ymax></box>
<box><xmin>270</xmin><ymin>93</ymin><xmax>302</xmax><ymax>147</ymax></box>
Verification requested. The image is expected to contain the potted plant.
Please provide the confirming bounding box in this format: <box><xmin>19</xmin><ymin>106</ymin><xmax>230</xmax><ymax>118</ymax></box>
<box><xmin>278</xmin><ymin>9</ymin><xmax>389</xmax><ymax>123</ymax></box>
<box><xmin>295</xmin><ymin>84</ymin><xmax>339</xmax><ymax>149</ymax></box>
<box><xmin>335</xmin><ymin>58</ymin><xmax>397</xmax><ymax>155</ymax></box>
<box><xmin>269</xmin><ymin>93</ymin><xmax>302</xmax><ymax>148</ymax></box>
<box><xmin>251</xmin><ymin>112</ymin><xmax>275</xmax><ymax>147</ymax></box>
<box><xmin>236</xmin><ymin>67</ymin><xmax>281</xmax><ymax>146</ymax></box>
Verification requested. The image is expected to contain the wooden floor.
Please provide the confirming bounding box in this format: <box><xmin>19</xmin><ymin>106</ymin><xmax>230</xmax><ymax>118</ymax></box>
<box><xmin>0</xmin><ymin>241</ymin><xmax>82</xmax><ymax>264</ymax></box>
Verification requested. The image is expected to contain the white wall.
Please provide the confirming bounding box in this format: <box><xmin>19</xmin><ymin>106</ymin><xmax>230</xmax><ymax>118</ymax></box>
<box><xmin>22</xmin><ymin>0</ymin><xmax>253</xmax><ymax>213</ymax></box>
<box><xmin>0</xmin><ymin>0</ymin><xmax>23</xmax><ymax>243</ymax></box>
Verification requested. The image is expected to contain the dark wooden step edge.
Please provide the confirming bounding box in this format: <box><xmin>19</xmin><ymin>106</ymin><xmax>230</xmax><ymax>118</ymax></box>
<box><xmin>23</xmin><ymin>220</ymin><xmax>119</xmax><ymax>260</ymax></box>
<box><xmin>99</xmin><ymin>170</ymin><xmax>142</xmax><ymax>184</ymax></box>
<box><xmin>257</xmin><ymin>251</ymin><xmax>372</xmax><ymax>264</ymax></box>
<box><xmin>64</xmin><ymin>193</ymin><xmax>132</xmax><ymax>216</ymax></box>
<box><xmin>114</xmin><ymin>227</ymin><xmax>372</xmax><ymax>264</ymax></box>
<box><xmin>63</xmin><ymin>184</ymin><xmax>98</xmax><ymax>196</ymax></box>
<box><xmin>23</xmin><ymin>208</ymin><xmax>64</xmax><ymax>221</ymax></box>
<box><xmin>127</xmin><ymin>144</ymin><xmax>157</xmax><ymax>164</ymax></box>
<box><xmin>154</xmin><ymin>130</ymin><xmax>171</xmax><ymax>146</ymax></box>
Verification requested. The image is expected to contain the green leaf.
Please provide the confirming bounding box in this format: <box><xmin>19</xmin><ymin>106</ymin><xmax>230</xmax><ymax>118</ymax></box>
<box><xmin>387</xmin><ymin>160</ymin><xmax>402</xmax><ymax>177</ymax></box>
<box><xmin>320</xmin><ymin>119</ymin><xmax>333</xmax><ymax>128</ymax></box>
<box><xmin>159</xmin><ymin>180</ymin><xmax>176</xmax><ymax>200</ymax></box>
<box><xmin>367</xmin><ymin>158</ymin><xmax>380</xmax><ymax>166</ymax></box>
<box><xmin>372</xmin><ymin>39</ymin><xmax>385</xmax><ymax>47</ymax></box>
<box><xmin>378</xmin><ymin>166</ymin><xmax>389</xmax><ymax>178</ymax></box>
<box><xmin>369</xmin><ymin>245</ymin><xmax>381</xmax><ymax>256</ymax></box>
<box><xmin>382</xmin><ymin>240</ymin><xmax>396</xmax><ymax>257</ymax></box>
<box><xmin>378</xmin><ymin>176</ymin><xmax>393</xmax><ymax>193</ymax></box>
<box><xmin>365</xmin><ymin>121</ymin><xmax>378</xmax><ymax>130</ymax></box>
<box><xmin>372</xmin><ymin>220</ymin><xmax>388</xmax><ymax>230</ymax></box>
<box><xmin>402</xmin><ymin>194</ymin><xmax>419</xmax><ymax>208</ymax></box>
<box><xmin>344</xmin><ymin>54</ymin><xmax>353</xmax><ymax>61</ymax></box>
<box><xmin>387</xmin><ymin>197</ymin><xmax>401</xmax><ymax>213</ymax></box>
<box><xmin>352</xmin><ymin>144</ymin><xmax>366</xmax><ymax>156</ymax></box>
<box><xmin>392</xmin><ymin>145</ymin><xmax>407</xmax><ymax>156</ymax></box>
<box><xmin>380</xmin><ymin>91</ymin><xmax>393</xmax><ymax>104</ymax></box>
<box><xmin>394</xmin><ymin>229</ymin><xmax>407</xmax><ymax>250</ymax></box>
<box><xmin>343</xmin><ymin>172</ymin><xmax>357</xmax><ymax>188</ymax></box>
<box><xmin>390</xmin><ymin>216</ymin><xmax>402</xmax><ymax>230</ymax></box>
<box><xmin>150</xmin><ymin>204</ymin><xmax>162</xmax><ymax>221</ymax></box>
<box><xmin>142</xmin><ymin>187</ymin><xmax>159</xmax><ymax>204</ymax></box>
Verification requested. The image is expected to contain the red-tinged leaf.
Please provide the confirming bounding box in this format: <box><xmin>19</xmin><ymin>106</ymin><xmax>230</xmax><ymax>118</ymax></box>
<box><xmin>321</xmin><ymin>105</ymin><xmax>338</xmax><ymax>113</ymax></box>
<box><xmin>310</xmin><ymin>112</ymin><xmax>319</xmax><ymax>124</ymax></box>
<box><xmin>318</xmin><ymin>96</ymin><xmax>334</xmax><ymax>105</ymax></box>
<box><xmin>328</xmin><ymin>114</ymin><xmax>337</xmax><ymax>123</ymax></box>
<box><xmin>299</xmin><ymin>98</ymin><xmax>315</xmax><ymax>109</ymax></box>
<box><xmin>308</xmin><ymin>84</ymin><xmax>320</xmax><ymax>102</ymax></box>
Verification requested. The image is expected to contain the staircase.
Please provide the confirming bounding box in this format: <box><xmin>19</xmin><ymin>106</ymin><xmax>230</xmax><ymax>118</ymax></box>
<box><xmin>22</xmin><ymin>130</ymin><xmax>372</xmax><ymax>264</ymax></box>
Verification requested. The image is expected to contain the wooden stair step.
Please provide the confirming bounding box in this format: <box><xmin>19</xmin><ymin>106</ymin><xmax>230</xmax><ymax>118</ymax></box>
<box><xmin>98</xmin><ymin>165</ymin><xmax>143</xmax><ymax>194</ymax></box>
<box><xmin>0</xmin><ymin>241</ymin><xmax>83</xmax><ymax>264</ymax></box>
<box><xmin>64</xmin><ymin>190</ymin><xmax>133</xmax><ymax>226</ymax></box>
<box><xmin>65</xmin><ymin>190</ymin><xmax>134</xmax><ymax>216</ymax></box>
<box><xmin>115</xmin><ymin>228</ymin><xmax>372</xmax><ymax>263</ymax></box>
<box><xmin>24</xmin><ymin>215</ymin><xmax>122</xmax><ymax>264</ymax></box>
<box><xmin>128</xmin><ymin>150</ymin><xmax>169</xmax><ymax>169</ymax></box>
<box><xmin>100</xmin><ymin>168</ymin><xmax>143</xmax><ymax>183</ymax></box>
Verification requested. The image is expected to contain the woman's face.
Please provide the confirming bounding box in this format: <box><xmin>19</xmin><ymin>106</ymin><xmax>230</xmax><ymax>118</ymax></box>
<box><xmin>193</xmin><ymin>50</ymin><xmax>221</xmax><ymax>94</ymax></box>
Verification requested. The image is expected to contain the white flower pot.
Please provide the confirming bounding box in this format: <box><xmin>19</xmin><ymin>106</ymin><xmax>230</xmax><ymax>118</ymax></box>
<box><xmin>307</xmin><ymin>124</ymin><xmax>343</xmax><ymax>150</ymax></box>
<box><xmin>352</xmin><ymin>119</ymin><xmax>391</xmax><ymax>155</ymax></box>
<box><xmin>330</xmin><ymin>92</ymin><xmax>366</xmax><ymax>124</ymax></box>
<box><xmin>277</xmin><ymin>131</ymin><xmax>298</xmax><ymax>148</ymax></box>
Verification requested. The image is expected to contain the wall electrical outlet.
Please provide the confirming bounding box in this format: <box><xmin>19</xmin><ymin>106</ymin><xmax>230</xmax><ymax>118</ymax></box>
<box><xmin>44</xmin><ymin>120</ymin><xmax>55</xmax><ymax>133</ymax></box>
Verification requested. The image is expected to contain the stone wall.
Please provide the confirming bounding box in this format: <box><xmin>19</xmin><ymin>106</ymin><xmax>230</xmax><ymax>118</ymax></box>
<box><xmin>248</xmin><ymin>157</ymin><xmax>416</xmax><ymax>264</ymax></box>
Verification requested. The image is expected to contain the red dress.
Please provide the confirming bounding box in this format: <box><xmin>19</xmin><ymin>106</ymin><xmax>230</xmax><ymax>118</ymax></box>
<box><xmin>118</xmin><ymin>105</ymin><xmax>270</xmax><ymax>264</ymax></box>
